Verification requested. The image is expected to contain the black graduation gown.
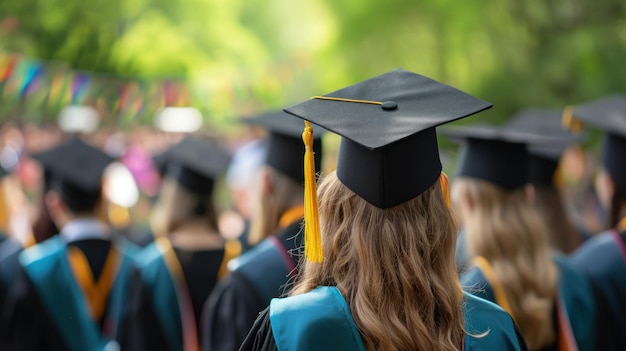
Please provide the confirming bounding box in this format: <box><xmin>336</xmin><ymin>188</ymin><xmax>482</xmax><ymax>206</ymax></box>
<box><xmin>239</xmin><ymin>308</ymin><xmax>277</xmax><ymax>351</ymax></box>
<box><xmin>202</xmin><ymin>220</ymin><xmax>303</xmax><ymax>351</ymax></box>
<box><xmin>0</xmin><ymin>239</ymin><xmax>138</xmax><ymax>351</ymax></box>
<box><xmin>0</xmin><ymin>237</ymin><xmax>22</xmax><ymax>311</ymax></box>
<box><xmin>123</xmin><ymin>247</ymin><xmax>227</xmax><ymax>351</ymax></box>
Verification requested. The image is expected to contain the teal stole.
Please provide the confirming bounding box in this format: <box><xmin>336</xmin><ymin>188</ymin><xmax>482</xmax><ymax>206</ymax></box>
<box><xmin>553</xmin><ymin>255</ymin><xmax>596</xmax><ymax>351</ymax></box>
<box><xmin>229</xmin><ymin>236</ymin><xmax>294</xmax><ymax>303</ymax></box>
<box><xmin>138</xmin><ymin>239</ymin><xmax>196</xmax><ymax>351</ymax></box>
<box><xmin>137</xmin><ymin>237</ymin><xmax>239</xmax><ymax>351</ymax></box>
<box><xmin>270</xmin><ymin>287</ymin><xmax>524</xmax><ymax>351</ymax></box>
<box><xmin>19</xmin><ymin>236</ymin><xmax>134</xmax><ymax>351</ymax></box>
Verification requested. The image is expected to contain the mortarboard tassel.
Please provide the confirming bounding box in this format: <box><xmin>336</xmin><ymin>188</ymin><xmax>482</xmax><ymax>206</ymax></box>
<box><xmin>561</xmin><ymin>106</ymin><xmax>583</xmax><ymax>134</ymax></box>
<box><xmin>439</xmin><ymin>172</ymin><xmax>451</xmax><ymax>208</ymax></box>
<box><xmin>302</xmin><ymin>121</ymin><xmax>323</xmax><ymax>262</ymax></box>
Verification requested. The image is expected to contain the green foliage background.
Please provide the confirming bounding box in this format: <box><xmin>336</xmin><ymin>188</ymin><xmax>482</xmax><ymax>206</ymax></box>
<box><xmin>1</xmin><ymin>0</ymin><xmax>625</xmax><ymax>126</ymax></box>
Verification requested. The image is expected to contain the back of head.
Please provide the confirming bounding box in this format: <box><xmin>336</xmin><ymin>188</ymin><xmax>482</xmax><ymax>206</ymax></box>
<box><xmin>247</xmin><ymin>166</ymin><xmax>304</xmax><ymax>246</ymax></box>
<box><xmin>569</xmin><ymin>94</ymin><xmax>626</xmax><ymax>228</ymax></box>
<box><xmin>150</xmin><ymin>178</ymin><xmax>218</xmax><ymax>237</ymax></box>
<box><xmin>293</xmin><ymin>172</ymin><xmax>463</xmax><ymax>351</ymax></box>
<box><xmin>32</xmin><ymin>137</ymin><xmax>114</xmax><ymax>216</ymax></box>
<box><xmin>454</xmin><ymin>178</ymin><xmax>557</xmax><ymax>350</ymax></box>
<box><xmin>149</xmin><ymin>136</ymin><xmax>229</xmax><ymax>237</ymax></box>
<box><xmin>243</xmin><ymin>111</ymin><xmax>320</xmax><ymax>246</ymax></box>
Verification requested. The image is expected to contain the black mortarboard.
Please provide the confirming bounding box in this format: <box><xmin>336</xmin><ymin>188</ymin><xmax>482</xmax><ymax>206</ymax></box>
<box><xmin>164</xmin><ymin>136</ymin><xmax>231</xmax><ymax>194</ymax></box>
<box><xmin>506</xmin><ymin>108</ymin><xmax>581</xmax><ymax>186</ymax></box>
<box><xmin>570</xmin><ymin>94</ymin><xmax>626</xmax><ymax>188</ymax></box>
<box><xmin>33</xmin><ymin>137</ymin><xmax>114</xmax><ymax>211</ymax></box>
<box><xmin>284</xmin><ymin>69</ymin><xmax>492</xmax><ymax>209</ymax></box>
<box><xmin>243</xmin><ymin>110</ymin><xmax>325</xmax><ymax>183</ymax></box>
<box><xmin>152</xmin><ymin>148</ymin><xmax>172</xmax><ymax>176</ymax></box>
<box><xmin>443</xmin><ymin>124</ymin><xmax>564</xmax><ymax>190</ymax></box>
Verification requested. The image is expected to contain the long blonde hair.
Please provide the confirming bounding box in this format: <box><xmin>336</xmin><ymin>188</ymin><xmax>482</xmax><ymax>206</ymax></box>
<box><xmin>247</xmin><ymin>166</ymin><xmax>303</xmax><ymax>246</ymax></box>
<box><xmin>292</xmin><ymin>172</ymin><xmax>464</xmax><ymax>351</ymax></box>
<box><xmin>150</xmin><ymin>178</ymin><xmax>219</xmax><ymax>237</ymax></box>
<box><xmin>455</xmin><ymin>178</ymin><xmax>558</xmax><ymax>350</ymax></box>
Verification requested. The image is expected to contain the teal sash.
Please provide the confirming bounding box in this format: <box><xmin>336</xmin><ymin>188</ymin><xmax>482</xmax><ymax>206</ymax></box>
<box><xmin>137</xmin><ymin>242</ymin><xmax>184</xmax><ymax>351</ymax></box>
<box><xmin>20</xmin><ymin>236</ymin><xmax>134</xmax><ymax>351</ymax></box>
<box><xmin>553</xmin><ymin>255</ymin><xmax>596</xmax><ymax>351</ymax></box>
<box><xmin>270</xmin><ymin>287</ymin><xmax>523</xmax><ymax>351</ymax></box>
<box><xmin>270</xmin><ymin>286</ymin><xmax>366</xmax><ymax>351</ymax></box>
<box><xmin>230</xmin><ymin>237</ymin><xmax>291</xmax><ymax>303</ymax></box>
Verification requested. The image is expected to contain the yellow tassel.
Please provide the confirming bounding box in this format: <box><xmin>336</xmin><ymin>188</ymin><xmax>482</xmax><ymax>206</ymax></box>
<box><xmin>302</xmin><ymin>121</ymin><xmax>323</xmax><ymax>262</ymax></box>
<box><xmin>0</xmin><ymin>181</ymin><xmax>9</xmax><ymax>234</ymax></box>
<box><xmin>561</xmin><ymin>106</ymin><xmax>583</xmax><ymax>134</ymax></box>
<box><xmin>439</xmin><ymin>172</ymin><xmax>451</xmax><ymax>208</ymax></box>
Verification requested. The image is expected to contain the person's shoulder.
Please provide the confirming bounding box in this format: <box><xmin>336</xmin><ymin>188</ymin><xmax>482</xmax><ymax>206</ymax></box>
<box><xmin>228</xmin><ymin>239</ymin><xmax>277</xmax><ymax>272</ymax></box>
<box><xmin>270</xmin><ymin>287</ymin><xmax>367</xmax><ymax>351</ymax></box>
<box><xmin>463</xmin><ymin>292</ymin><xmax>527</xmax><ymax>350</ymax></box>
<box><xmin>460</xmin><ymin>266</ymin><xmax>493</xmax><ymax>302</ymax></box>
<box><xmin>463</xmin><ymin>291</ymin><xmax>509</xmax><ymax>317</ymax></box>
<box><xmin>571</xmin><ymin>231</ymin><xmax>614</xmax><ymax>259</ymax></box>
<box><xmin>569</xmin><ymin>231</ymin><xmax>622</xmax><ymax>274</ymax></box>
<box><xmin>19</xmin><ymin>236</ymin><xmax>65</xmax><ymax>267</ymax></box>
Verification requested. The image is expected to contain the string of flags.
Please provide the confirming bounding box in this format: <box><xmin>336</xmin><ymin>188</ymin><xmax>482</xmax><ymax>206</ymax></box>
<box><xmin>0</xmin><ymin>51</ymin><xmax>303</xmax><ymax>127</ymax></box>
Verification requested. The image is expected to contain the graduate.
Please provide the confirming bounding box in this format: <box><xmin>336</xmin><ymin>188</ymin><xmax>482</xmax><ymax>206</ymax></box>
<box><xmin>124</xmin><ymin>136</ymin><xmax>239</xmax><ymax>351</ymax></box>
<box><xmin>505</xmin><ymin>109</ymin><xmax>588</xmax><ymax>253</ymax></box>
<box><xmin>225</xmin><ymin>137</ymin><xmax>267</xmax><ymax>254</ymax></box>
<box><xmin>446</xmin><ymin>125</ymin><xmax>595</xmax><ymax>350</ymax></box>
<box><xmin>202</xmin><ymin>111</ymin><xmax>324</xmax><ymax>351</ymax></box>
<box><xmin>567</xmin><ymin>94</ymin><xmax>626</xmax><ymax>351</ymax></box>
<box><xmin>1</xmin><ymin>134</ymin><xmax>67</xmax><ymax>312</ymax></box>
<box><xmin>241</xmin><ymin>69</ymin><xmax>528</xmax><ymax>351</ymax></box>
<box><xmin>0</xmin><ymin>163</ymin><xmax>21</xmax><ymax>308</ymax></box>
<box><xmin>0</xmin><ymin>137</ymin><xmax>138</xmax><ymax>351</ymax></box>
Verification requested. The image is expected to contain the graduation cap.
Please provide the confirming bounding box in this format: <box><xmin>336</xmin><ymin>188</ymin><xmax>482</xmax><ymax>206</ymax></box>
<box><xmin>32</xmin><ymin>137</ymin><xmax>115</xmax><ymax>212</ymax></box>
<box><xmin>243</xmin><ymin>110</ymin><xmax>325</xmax><ymax>183</ymax></box>
<box><xmin>164</xmin><ymin>136</ymin><xmax>231</xmax><ymax>195</ymax></box>
<box><xmin>506</xmin><ymin>108</ymin><xmax>582</xmax><ymax>186</ymax></box>
<box><xmin>283</xmin><ymin>68</ymin><xmax>492</xmax><ymax>261</ymax></box>
<box><xmin>152</xmin><ymin>148</ymin><xmax>172</xmax><ymax>177</ymax></box>
<box><xmin>442</xmin><ymin>124</ymin><xmax>570</xmax><ymax>190</ymax></box>
<box><xmin>567</xmin><ymin>94</ymin><xmax>626</xmax><ymax>188</ymax></box>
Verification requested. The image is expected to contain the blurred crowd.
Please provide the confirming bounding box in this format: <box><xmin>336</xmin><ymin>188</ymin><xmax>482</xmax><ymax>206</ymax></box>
<box><xmin>0</xmin><ymin>70</ymin><xmax>623</xmax><ymax>351</ymax></box>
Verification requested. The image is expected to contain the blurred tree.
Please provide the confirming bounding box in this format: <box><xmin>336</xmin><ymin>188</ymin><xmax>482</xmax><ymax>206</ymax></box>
<box><xmin>0</xmin><ymin>0</ymin><xmax>624</xmax><ymax>126</ymax></box>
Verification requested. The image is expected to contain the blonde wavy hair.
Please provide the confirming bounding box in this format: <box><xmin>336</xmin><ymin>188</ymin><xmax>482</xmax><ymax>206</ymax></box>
<box><xmin>150</xmin><ymin>178</ymin><xmax>219</xmax><ymax>237</ymax></box>
<box><xmin>292</xmin><ymin>171</ymin><xmax>464</xmax><ymax>351</ymax></box>
<box><xmin>247</xmin><ymin>166</ymin><xmax>303</xmax><ymax>246</ymax></box>
<box><xmin>454</xmin><ymin>178</ymin><xmax>558</xmax><ymax>350</ymax></box>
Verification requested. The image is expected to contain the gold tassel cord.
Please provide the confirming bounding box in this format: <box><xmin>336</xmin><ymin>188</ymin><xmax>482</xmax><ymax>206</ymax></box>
<box><xmin>561</xmin><ymin>106</ymin><xmax>583</xmax><ymax>134</ymax></box>
<box><xmin>311</xmin><ymin>96</ymin><xmax>383</xmax><ymax>106</ymax></box>
<box><xmin>439</xmin><ymin>172</ymin><xmax>451</xmax><ymax>208</ymax></box>
<box><xmin>302</xmin><ymin>120</ymin><xmax>323</xmax><ymax>262</ymax></box>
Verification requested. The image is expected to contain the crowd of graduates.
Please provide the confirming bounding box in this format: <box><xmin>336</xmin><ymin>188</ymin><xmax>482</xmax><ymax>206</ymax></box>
<box><xmin>0</xmin><ymin>68</ymin><xmax>623</xmax><ymax>350</ymax></box>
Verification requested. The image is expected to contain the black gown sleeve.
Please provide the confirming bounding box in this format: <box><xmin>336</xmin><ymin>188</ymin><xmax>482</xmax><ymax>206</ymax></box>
<box><xmin>238</xmin><ymin>308</ymin><xmax>277</xmax><ymax>351</ymax></box>
<box><xmin>202</xmin><ymin>271</ymin><xmax>267</xmax><ymax>351</ymax></box>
